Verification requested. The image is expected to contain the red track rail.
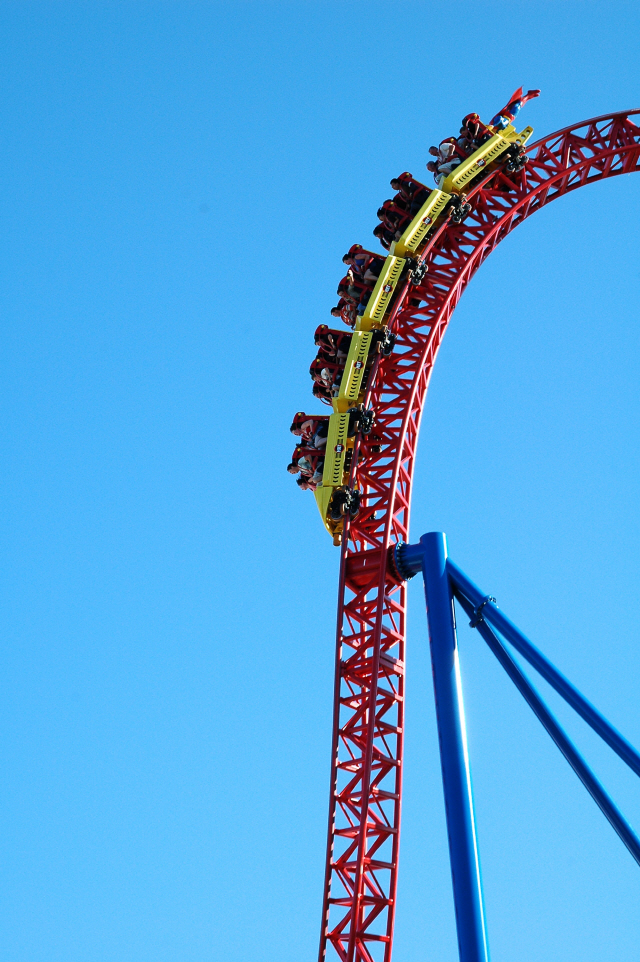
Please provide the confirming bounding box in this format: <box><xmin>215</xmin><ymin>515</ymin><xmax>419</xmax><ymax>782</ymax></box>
<box><xmin>318</xmin><ymin>110</ymin><xmax>640</xmax><ymax>962</ymax></box>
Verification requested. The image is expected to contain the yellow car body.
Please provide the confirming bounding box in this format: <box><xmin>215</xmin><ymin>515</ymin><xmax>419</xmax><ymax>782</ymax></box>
<box><xmin>393</xmin><ymin>189</ymin><xmax>451</xmax><ymax>257</ymax></box>
<box><xmin>314</xmin><ymin>410</ymin><xmax>354</xmax><ymax>540</ymax></box>
<box><xmin>333</xmin><ymin>330</ymin><xmax>375</xmax><ymax>413</ymax></box>
<box><xmin>358</xmin><ymin>256</ymin><xmax>406</xmax><ymax>330</ymax></box>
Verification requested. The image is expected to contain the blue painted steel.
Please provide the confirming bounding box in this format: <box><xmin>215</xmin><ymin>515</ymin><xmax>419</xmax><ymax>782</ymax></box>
<box><xmin>419</xmin><ymin>532</ymin><xmax>490</xmax><ymax>962</ymax></box>
<box><xmin>454</xmin><ymin>590</ymin><xmax>640</xmax><ymax>867</ymax></box>
<box><xmin>394</xmin><ymin>541</ymin><xmax>423</xmax><ymax>580</ymax></box>
<box><xmin>447</xmin><ymin>559</ymin><xmax>640</xmax><ymax>779</ymax></box>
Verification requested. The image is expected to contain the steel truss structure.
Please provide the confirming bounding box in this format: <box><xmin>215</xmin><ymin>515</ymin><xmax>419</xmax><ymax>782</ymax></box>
<box><xmin>319</xmin><ymin>110</ymin><xmax>640</xmax><ymax>962</ymax></box>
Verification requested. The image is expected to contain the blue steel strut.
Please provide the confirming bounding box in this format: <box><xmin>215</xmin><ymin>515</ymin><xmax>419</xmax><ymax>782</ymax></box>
<box><xmin>395</xmin><ymin>532</ymin><xmax>640</xmax><ymax>962</ymax></box>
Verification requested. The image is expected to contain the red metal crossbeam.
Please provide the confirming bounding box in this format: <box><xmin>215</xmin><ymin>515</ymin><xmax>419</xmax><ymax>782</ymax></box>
<box><xmin>317</xmin><ymin>111</ymin><xmax>640</xmax><ymax>962</ymax></box>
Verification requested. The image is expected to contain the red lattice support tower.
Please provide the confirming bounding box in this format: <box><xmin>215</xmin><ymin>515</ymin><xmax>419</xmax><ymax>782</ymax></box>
<box><xmin>318</xmin><ymin>110</ymin><xmax>640</xmax><ymax>962</ymax></box>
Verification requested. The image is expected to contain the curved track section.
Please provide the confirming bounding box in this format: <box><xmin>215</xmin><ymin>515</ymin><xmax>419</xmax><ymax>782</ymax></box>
<box><xmin>319</xmin><ymin>110</ymin><xmax>640</xmax><ymax>962</ymax></box>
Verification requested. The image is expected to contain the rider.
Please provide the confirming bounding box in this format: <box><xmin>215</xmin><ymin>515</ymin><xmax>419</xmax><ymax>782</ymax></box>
<box><xmin>343</xmin><ymin>246</ymin><xmax>386</xmax><ymax>285</ymax></box>
<box><xmin>288</xmin><ymin>446</ymin><xmax>324</xmax><ymax>489</ymax></box>
<box><xmin>290</xmin><ymin>413</ymin><xmax>329</xmax><ymax>443</ymax></box>
<box><xmin>373</xmin><ymin>223</ymin><xmax>397</xmax><ymax>251</ymax></box>
<box><xmin>390</xmin><ymin>174</ymin><xmax>429</xmax><ymax>213</ymax></box>
<box><xmin>377</xmin><ymin>204</ymin><xmax>403</xmax><ymax>235</ymax></box>
<box><xmin>312</xmin><ymin>382</ymin><xmax>332</xmax><ymax>405</ymax></box>
<box><xmin>460</xmin><ymin>112</ymin><xmax>493</xmax><ymax>146</ymax></box>
<box><xmin>310</xmin><ymin>358</ymin><xmax>343</xmax><ymax>397</ymax></box>
<box><xmin>314</xmin><ymin>325</ymin><xmax>351</xmax><ymax>361</ymax></box>
<box><xmin>342</xmin><ymin>244</ymin><xmax>368</xmax><ymax>276</ymax></box>
<box><xmin>337</xmin><ymin>276</ymin><xmax>359</xmax><ymax>306</ymax></box>
<box><xmin>331</xmin><ymin>299</ymin><xmax>357</xmax><ymax>328</ymax></box>
<box><xmin>427</xmin><ymin>140</ymin><xmax>465</xmax><ymax>186</ymax></box>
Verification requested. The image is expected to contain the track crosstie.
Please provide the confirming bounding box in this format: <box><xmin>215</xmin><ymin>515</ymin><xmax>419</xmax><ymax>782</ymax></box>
<box><xmin>318</xmin><ymin>110</ymin><xmax>640</xmax><ymax>962</ymax></box>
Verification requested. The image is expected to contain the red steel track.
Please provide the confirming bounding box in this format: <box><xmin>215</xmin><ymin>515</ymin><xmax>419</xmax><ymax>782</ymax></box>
<box><xmin>318</xmin><ymin>110</ymin><xmax>640</xmax><ymax>962</ymax></box>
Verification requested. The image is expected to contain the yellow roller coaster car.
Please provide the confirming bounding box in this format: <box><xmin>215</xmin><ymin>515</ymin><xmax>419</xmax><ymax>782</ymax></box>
<box><xmin>333</xmin><ymin>330</ymin><xmax>375</xmax><ymax>413</ymax></box>
<box><xmin>442</xmin><ymin>124</ymin><xmax>534</xmax><ymax>193</ymax></box>
<box><xmin>314</xmin><ymin>411</ymin><xmax>355</xmax><ymax>542</ymax></box>
<box><xmin>358</xmin><ymin>256</ymin><xmax>407</xmax><ymax>331</ymax></box>
<box><xmin>393</xmin><ymin>189</ymin><xmax>451</xmax><ymax>257</ymax></box>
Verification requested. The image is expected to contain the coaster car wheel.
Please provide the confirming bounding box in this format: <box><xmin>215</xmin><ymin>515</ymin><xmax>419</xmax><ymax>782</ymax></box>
<box><xmin>329</xmin><ymin>486</ymin><xmax>361</xmax><ymax>521</ymax></box>
<box><xmin>373</xmin><ymin>328</ymin><xmax>397</xmax><ymax>357</ymax></box>
<box><xmin>348</xmin><ymin>406</ymin><xmax>375</xmax><ymax>436</ymax></box>
<box><xmin>505</xmin><ymin>143</ymin><xmax>528</xmax><ymax>173</ymax></box>
<box><xmin>409</xmin><ymin>260</ymin><xmax>428</xmax><ymax>286</ymax></box>
<box><xmin>449</xmin><ymin>194</ymin><xmax>472</xmax><ymax>224</ymax></box>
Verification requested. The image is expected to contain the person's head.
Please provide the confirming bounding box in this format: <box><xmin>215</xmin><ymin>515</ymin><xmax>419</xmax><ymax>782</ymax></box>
<box><xmin>426</xmin><ymin>162</ymin><xmax>437</xmax><ymax>173</ymax></box>
<box><xmin>287</xmin><ymin>462</ymin><xmax>299</xmax><ymax>474</ymax></box>
<box><xmin>373</xmin><ymin>224</ymin><xmax>385</xmax><ymax>238</ymax></box>
<box><xmin>342</xmin><ymin>253</ymin><xmax>354</xmax><ymax>265</ymax></box>
<box><xmin>296</xmin><ymin>477</ymin><xmax>310</xmax><ymax>490</ymax></box>
<box><xmin>330</xmin><ymin>305</ymin><xmax>342</xmax><ymax>317</ymax></box>
<box><xmin>290</xmin><ymin>413</ymin><xmax>306</xmax><ymax>434</ymax></box>
<box><xmin>377</xmin><ymin>208</ymin><xmax>385</xmax><ymax>220</ymax></box>
<box><xmin>428</xmin><ymin>146</ymin><xmax>439</xmax><ymax>156</ymax></box>
<box><xmin>390</xmin><ymin>178</ymin><xmax>402</xmax><ymax>190</ymax></box>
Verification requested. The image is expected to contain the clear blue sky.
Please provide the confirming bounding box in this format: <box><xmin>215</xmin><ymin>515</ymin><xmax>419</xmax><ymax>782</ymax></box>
<box><xmin>1</xmin><ymin>3</ymin><xmax>640</xmax><ymax>961</ymax></box>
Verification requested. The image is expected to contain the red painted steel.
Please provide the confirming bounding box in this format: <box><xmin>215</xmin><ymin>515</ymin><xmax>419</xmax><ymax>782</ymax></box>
<box><xmin>318</xmin><ymin>111</ymin><xmax>640</xmax><ymax>962</ymax></box>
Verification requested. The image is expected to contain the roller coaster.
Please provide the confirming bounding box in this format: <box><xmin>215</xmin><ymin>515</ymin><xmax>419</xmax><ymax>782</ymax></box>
<box><xmin>288</xmin><ymin>96</ymin><xmax>640</xmax><ymax>962</ymax></box>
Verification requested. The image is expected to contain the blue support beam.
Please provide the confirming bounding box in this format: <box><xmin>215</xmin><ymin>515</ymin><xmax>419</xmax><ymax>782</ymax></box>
<box><xmin>417</xmin><ymin>533</ymin><xmax>490</xmax><ymax>962</ymax></box>
<box><xmin>453</xmin><ymin>590</ymin><xmax>640</xmax><ymax>867</ymax></box>
<box><xmin>446</xmin><ymin>560</ymin><xmax>640</xmax><ymax>779</ymax></box>
<box><xmin>393</xmin><ymin>531</ymin><xmax>640</xmax><ymax>962</ymax></box>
